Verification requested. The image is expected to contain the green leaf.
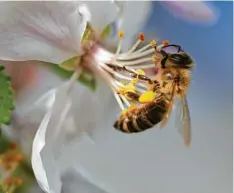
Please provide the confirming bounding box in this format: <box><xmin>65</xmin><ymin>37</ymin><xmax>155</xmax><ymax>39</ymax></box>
<box><xmin>0</xmin><ymin>133</ymin><xmax>11</xmax><ymax>154</ymax></box>
<box><xmin>0</xmin><ymin>186</ymin><xmax>4</xmax><ymax>193</ymax></box>
<box><xmin>13</xmin><ymin>162</ymin><xmax>35</xmax><ymax>193</ymax></box>
<box><xmin>101</xmin><ymin>24</ymin><xmax>111</xmax><ymax>39</ymax></box>
<box><xmin>50</xmin><ymin>64</ymin><xmax>96</xmax><ymax>91</ymax></box>
<box><xmin>0</xmin><ymin>66</ymin><xmax>14</xmax><ymax>130</ymax></box>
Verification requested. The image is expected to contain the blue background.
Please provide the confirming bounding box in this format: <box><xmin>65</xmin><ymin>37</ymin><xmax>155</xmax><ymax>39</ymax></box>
<box><xmin>146</xmin><ymin>1</ymin><xmax>233</xmax><ymax>112</ymax></box>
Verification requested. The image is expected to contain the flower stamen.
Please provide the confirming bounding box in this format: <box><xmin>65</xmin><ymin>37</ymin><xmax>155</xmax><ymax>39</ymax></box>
<box><xmin>116</xmin><ymin>30</ymin><xmax>124</xmax><ymax>55</ymax></box>
<box><xmin>113</xmin><ymin>91</ymin><xmax>125</xmax><ymax>110</ymax></box>
<box><xmin>127</xmin><ymin>32</ymin><xmax>145</xmax><ymax>54</ymax></box>
<box><xmin>86</xmin><ymin>28</ymin><xmax>170</xmax><ymax>115</ymax></box>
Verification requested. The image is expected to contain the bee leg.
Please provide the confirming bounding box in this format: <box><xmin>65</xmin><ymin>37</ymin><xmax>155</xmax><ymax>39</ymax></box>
<box><xmin>131</xmin><ymin>73</ymin><xmax>154</xmax><ymax>84</ymax></box>
<box><xmin>122</xmin><ymin>65</ymin><xmax>154</xmax><ymax>84</ymax></box>
<box><xmin>124</xmin><ymin>91</ymin><xmax>141</xmax><ymax>103</ymax></box>
<box><xmin>149</xmin><ymin>80</ymin><xmax>161</xmax><ymax>92</ymax></box>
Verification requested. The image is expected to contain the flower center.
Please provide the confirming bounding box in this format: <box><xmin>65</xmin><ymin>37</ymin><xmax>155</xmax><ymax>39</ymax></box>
<box><xmin>81</xmin><ymin>29</ymin><xmax>170</xmax><ymax>113</ymax></box>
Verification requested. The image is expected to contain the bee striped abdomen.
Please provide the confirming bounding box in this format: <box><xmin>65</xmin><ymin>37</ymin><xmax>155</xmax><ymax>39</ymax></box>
<box><xmin>114</xmin><ymin>98</ymin><xmax>167</xmax><ymax>133</ymax></box>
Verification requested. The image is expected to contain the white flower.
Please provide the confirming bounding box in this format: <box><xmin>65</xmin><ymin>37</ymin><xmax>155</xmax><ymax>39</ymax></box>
<box><xmin>0</xmin><ymin>1</ymin><xmax>153</xmax><ymax>193</ymax></box>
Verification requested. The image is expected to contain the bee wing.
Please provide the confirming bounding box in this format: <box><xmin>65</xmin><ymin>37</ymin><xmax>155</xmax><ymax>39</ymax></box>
<box><xmin>160</xmin><ymin>81</ymin><xmax>176</xmax><ymax>129</ymax></box>
<box><xmin>175</xmin><ymin>96</ymin><xmax>191</xmax><ymax>147</ymax></box>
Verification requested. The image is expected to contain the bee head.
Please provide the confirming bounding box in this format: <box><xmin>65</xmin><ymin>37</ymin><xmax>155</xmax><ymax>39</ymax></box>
<box><xmin>168</xmin><ymin>52</ymin><xmax>194</xmax><ymax>69</ymax></box>
<box><xmin>159</xmin><ymin>44</ymin><xmax>195</xmax><ymax>69</ymax></box>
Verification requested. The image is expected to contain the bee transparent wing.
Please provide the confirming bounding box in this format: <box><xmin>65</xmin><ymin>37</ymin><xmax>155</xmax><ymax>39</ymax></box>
<box><xmin>160</xmin><ymin>82</ymin><xmax>176</xmax><ymax>129</ymax></box>
<box><xmin>175</xmin><ymin>96</ymin><xmax>191</xmax><ymax>147</ymax></box>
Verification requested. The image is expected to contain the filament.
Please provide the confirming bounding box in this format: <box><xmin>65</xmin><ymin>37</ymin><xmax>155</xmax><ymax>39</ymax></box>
<box><xmin>116</xmin><ymin>30</ymin><xmax>124</xmax><ymax>55</ymax></box>
<box><xmin>116</xmin><ymin>48</ymin><xmax>155</xmax><ymax>61</ymax></box>
<box><xmin>87</xmin><ymin>30</ymin><xmax>169</xmax><ymax>114</ymax></box>
<box><xmin>120</xmin><ymin>95</ymin><xmax>131</xmax><ymax>107</ymax></box>
<box><xmin>112</xmin><ymin>57</ymin><xmax>153</xmax><ymax>66</ymax></box>
<box><xmin>113</xmin><ymin>91</ymin><xmax>125</xmax><ymax>110</ymax></box>
<box><xmin>130</xmin><ymin>64</ymin><xmax>155</xmax><ymax>69</ymax></box>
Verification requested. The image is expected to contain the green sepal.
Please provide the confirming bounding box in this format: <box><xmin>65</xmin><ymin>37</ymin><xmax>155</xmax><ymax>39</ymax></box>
<box><xmin>101</xmin><ymin>24</ymin><xmax>111</xmax><ymax>39</ymax></box>
<box><xmin>51</xmin><ymin>23</ymin><xmax>97</xmax><ymax>92</ymax></box>
<box><xmin>50</xmin><ymin>64</ymin><xmax>96</xmax><ymax>91</ymax></box>
<box><xmin>59</xmin><ymin>56</ymin><xmax>81</xmax><ymax>71</ymax></box>
<box><xmin>82</xmin><ymin>23</ymin><xmax>95</xmax><ymax>42</ymax></box>
<box><xmin>0</xmin><ymin>65</ymin><xmax>14</xmax><ymax>130</ymax></box>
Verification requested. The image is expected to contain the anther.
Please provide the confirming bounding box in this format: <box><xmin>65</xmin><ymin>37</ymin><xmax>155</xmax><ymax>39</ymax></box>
<box><xmin>3</xmin><ymin>177</ymin><xmax>14</xmax><ymax>185</ymax></box>
<box><xmin>118</xmin><ymin>30</ymin><xmax>124</xmax><ymax>38</ymax></box>
<box><xmin>116</xmin><ymin>89</ymin><xmax>124</xmax><ymax>95</ymax></box>
<box><xmin>15</xmin><ymin>178</ymin><xmax>23</xmax><ymax>185</ymax></box>
<box><xmin>138</xmin><ymin>32</ymin><xmax>145</xmax><ymax>41</ymax></box>
<box><xmin>14</xmin><ymin>154</ymin><xmax>23</xmax><ymax>162</ymax></box>
<box><xmin>152</xmin><ymin>55</ymin><xmax>157</xmax><ymax>62</ymax></box>
<box><xmin>116</xmin><ymin>30</ymin><xmax>124</xmax><ymax>55</ymax></box>
<box><xmin>162</xmin><ymin>40</ymin><xmax>169</xmax><ymax>46</ymax></box>
<box><xmin>135</xmin><ymin>69</ymin><xmax>145</xmax><ymax>75</ymax></box>
<box><xmin>127</xmin><ymin>32</ymin><xmax>145</xmax><ymax>54</ymax></box>
<box><xmin>121</xmin><ymin>108</ymin><xmax>128</xmax><ymax>115</ymax></box>
<box><xmin>150</xmin><ymin>40</ymin><xmax>157</xmax><ymax>47</ymax></box>
<box><xmin>130</xmin><ymin>78</ymin><xmax>138</xmax><ymax>85</ymax></box>
<box><xmin>9</xmin><ymin>143</ymin><xmax>17</xmax><ymax>151</ymax></box>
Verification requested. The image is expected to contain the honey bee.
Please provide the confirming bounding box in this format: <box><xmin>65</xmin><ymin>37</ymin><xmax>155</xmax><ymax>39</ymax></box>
<box><xmin>113</xmin><ymin>44</ymin><xmax>194</xmax><ymax>146</ymax></box>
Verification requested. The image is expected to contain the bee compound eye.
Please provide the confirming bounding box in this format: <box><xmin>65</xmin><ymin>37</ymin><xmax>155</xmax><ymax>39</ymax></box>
<box><xmin>169</xmin><ymin>54</ymin><xmax>184</xmax><ymax>64</ymax></box>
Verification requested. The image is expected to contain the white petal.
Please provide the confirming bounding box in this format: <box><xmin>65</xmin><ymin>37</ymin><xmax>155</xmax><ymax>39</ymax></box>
<box><xmin>31</xmin><ymin>77</ymin><xmax>113</xmax><ymax>193</ymax></box>
<box><xmin>0</xmin><ymin>1</ymin><xmax>86</xmax><ymax>64</ymax></box>
<box><xmin>29</xmin><ymin>86</ymin><xmax>60</xmax><ymax>193</ymax></box>
<box><xmin>32</xmin><ymin>81</ymin><xmax>75</xmax><ymax>193</ymax></box>
<box><xmin>32</xmin><ymin>111</ymin><xmax>52</xmax><ymax>193</ymax></box>
<box><xmin>82</xmin><ymin>1</ymin><xmax>120</xmax><ymax>33</ymax></box>
<box><xmin>102</xmin><ymin>1</ymin><xmax>152</xmax><ymax>51</ymax></box>
<box><xmin>61</xmin><ymin>166</ymin><xmax>112</xmax><ymax>193</ymax></box>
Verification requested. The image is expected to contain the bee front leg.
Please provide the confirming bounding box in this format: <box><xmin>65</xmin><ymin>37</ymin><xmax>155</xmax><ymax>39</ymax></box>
<box><xmin>124</xmin><ymin>91</ymin><xmax>141</xmax><ymax>103</ymax></box>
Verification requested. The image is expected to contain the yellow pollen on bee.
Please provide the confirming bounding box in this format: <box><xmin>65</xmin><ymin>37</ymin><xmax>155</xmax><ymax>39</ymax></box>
<box><xmin>138</xmin><ymin>32</ymin><xmax>145</xmax><ymax>41</ymax></box>
<box><xmin>118</xmin><ymin>30</ymin><xmax>124</xmax><ymax>38</ymax></box>
<box><xmin>152</xmin><ymin>55</ymin><xmax>157</xmax><ymax>62</ymax></box>
<box><xmin>139</xmin><ymin>91</ymin><xmax>156</xmax><ymax>103</ymax></box>
<box><xmin>150</xmin><ymin>40</ymin><xmax>157</xmax><ymax>47</ymax></box>
<box><xmin>135</xmin><ymin>69</ymin><xmax>145</xmax><ymax>75</ymax></box>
